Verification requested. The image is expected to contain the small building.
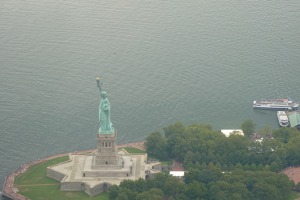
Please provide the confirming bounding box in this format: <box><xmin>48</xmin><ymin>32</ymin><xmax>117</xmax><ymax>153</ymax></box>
<box><xmin>221</xmin><ymin>129</ymin><xmax>244</xmax><ymax>137</ymax></box>
<box><xmin>170</xmin><ymin>171</ymin><xmax>185</xmax><ymax>178</ymax></box>
<box><xmin>286</xmin><ymin>111</ymin><xmax>300</xmax><ymax>130</ymax></box>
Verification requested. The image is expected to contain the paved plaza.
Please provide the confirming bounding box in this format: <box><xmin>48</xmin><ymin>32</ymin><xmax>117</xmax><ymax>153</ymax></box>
<box><xmin>47</xmin><ymin>149</ymin><xmax>149</xmax><ymax>196</ymax></box>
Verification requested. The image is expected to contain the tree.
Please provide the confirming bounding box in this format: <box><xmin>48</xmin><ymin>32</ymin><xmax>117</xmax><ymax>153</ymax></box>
<box><xmin>119</xmin><ymin>189</ymin><xmax>137</xmax><ymax>200</ymax></box>
<box><xmin>148</xmin><ymin>173</ymin><xmax>169</xmax><ymax>189</ymax></box>
<box><xmin>185</xmin><ymin>181</ymin><xmax>207</xmax><ymax>199</ymax></box>
<box><xmin>184</xmin><ymin>169</ymin><xmax>200</xmax><ymax>184</ymax></box>
<box><xmin>136</xmin><ymin>188</ymin><xmax>163</xmax><ymax>200</ymax></box>
<box><xmin>164</xmin><ymin>122</ymin><xmax>186</xmax><ymax>138</ymax></box>
<box><xmin>164</xmin><ymin>122</ymin><xmax>186</xmax><ymax>158</ymax></box>
<box><xmin>164</xmin><ymin>176</ymin><xmax>185</xmax><ymax>198</ymax></box>
<box><xmin>183</xmin><ymin>151</ymin><xmax>194</xmax><ymax>168</ymax></box>
<box><xmin>136</xmin><ymin>192</ymin><xmax>153</xmax><ymax>200</ymax></box>
<box><xmin>148</xmin><ymin>188</ymin><xmax>164</xmax><ymax>197</ymax></box>
<box><xmin>135</xmin><ymin>178</ymin><xmax>146</xmax><ymax>193</ymax></box>
<box><xmin>270</xmin><ymin>162</ymin><xmax>279</xmax><ymax>172</ymax></box>
<box><xmin>145</xmin><ymin>131</ymin><xmax>167</xmax><ymax>159</ymax></box>
<box><xmin>119</xmin><ymin>179</ymin><xmax>136</xmax><ymax>191</ymax></box>
<box><xmin>208</xmin><ymin>181</ymin><xmax>247</xmax><ymax>200</ymax></box>
<box><xmin>112</xmin><ymin>122</ymin><xmax>298</xmax><ymax>200</ymax></box>
<box><xmin>219</xmin><ymin>135</ymin><xmax>250</xmax><ymax>165</ymax></box>
<box><xmin>197</xmin><ymin>168</ymin><xmax>222</xmax><ymax>184</ymax></box>
<box><xmin>273</xmin><ymin>174</ymin><xmax>294</xmax><ymax>199</ymax></box>
<box><xmin>241</xmin><ymin>120</ymin><xmax>256</xmax><ymax>138</ymax></box>
<box><xmin>295</xmin><ymin>182</ymin><xmax>300</xmax><ymax>192</ymax></box>
<box><xmin>286</xmin><ymin>135</ymin><xmax>300</xmax><ymax>166</ymax></box>
<box><xmin>252</xmin><ymin>181</ymin><xmax>280</xmax><ymax>200</ymax></box>
<box><xmin>258</xmin><ymin>125</ymin><xmax>273</xmax><ymax>139</ymax></box>
<box><xmin>273</xmin><ymin>127</ymin><xmax>299</xmax><ymax>143</ymax></box>
<box><xmin>116</xmin><ymin>190</ymin><xmax>128</xmax><ymax>200</ymax></box>
<box><xmin>108</xmin><ymin>185</ymin><xmax>120</xmax><ymax>200</ymax></box>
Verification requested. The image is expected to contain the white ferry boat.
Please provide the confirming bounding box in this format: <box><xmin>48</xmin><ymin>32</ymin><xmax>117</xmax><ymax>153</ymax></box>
<box><xmin>277</xmin><ymin>111</ymin><xmax>289</xmax><ymax>127</ymax></box>
<box><xmin>253</xmin><ymin>98</ymin><xmax>299</xmax><ymax>110</ymax></box>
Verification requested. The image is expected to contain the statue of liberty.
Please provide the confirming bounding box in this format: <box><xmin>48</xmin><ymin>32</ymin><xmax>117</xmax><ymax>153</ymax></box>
<box><xmin>99</xmin><ymin>91</ymin><xmax>114</xmax><ymax>133</ymax></box>
<box><xmin>97</xmin><ymin>77</ymin><xmax>114</xmax><ymax>134</ymax></box>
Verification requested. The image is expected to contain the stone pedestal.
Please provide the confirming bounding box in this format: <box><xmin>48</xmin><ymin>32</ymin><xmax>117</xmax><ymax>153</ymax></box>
<box><xmin>83</xmin><ymin>155</ymin><xmax>133</xmax><ymax>177</ymax></box>
<box><xmin>94</xmin><ymin>133</ymin><xmax>119</xmax><ymax>166</ymax></box>
<box><xmin>81</xmin><ymin>132</ymin><xmax>132</xmax><ymax>178</ymax></box>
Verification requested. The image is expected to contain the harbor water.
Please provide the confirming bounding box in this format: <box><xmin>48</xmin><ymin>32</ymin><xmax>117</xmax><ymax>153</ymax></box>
<box><xmin>1</xmin><ymin>0</ymin><xmax>300</xmax><ymax>191</ymax></box>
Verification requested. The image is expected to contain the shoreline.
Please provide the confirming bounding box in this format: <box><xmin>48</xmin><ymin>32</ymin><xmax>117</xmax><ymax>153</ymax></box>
<box><xmin>1</xmin><ymin>141</ymin><xmax>145</xmax><ymax>200</ymax></box>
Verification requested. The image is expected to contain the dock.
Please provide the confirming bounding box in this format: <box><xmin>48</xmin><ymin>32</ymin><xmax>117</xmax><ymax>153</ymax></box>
<box><xmin>286</xmin><ymin>110</ymin><xmax>300</xmax><ymax>130</ymax></box>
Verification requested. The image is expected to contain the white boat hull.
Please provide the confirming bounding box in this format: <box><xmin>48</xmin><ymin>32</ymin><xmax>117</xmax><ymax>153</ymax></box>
<box><xmin>277</xmin><ymin>111</ymin><xmax>289</xmax><ymax>127</ymax></box>
<box><xmin>253</xmin><ymin>99</ymin><xmax>299</xmax><ymax>110</ymax></box>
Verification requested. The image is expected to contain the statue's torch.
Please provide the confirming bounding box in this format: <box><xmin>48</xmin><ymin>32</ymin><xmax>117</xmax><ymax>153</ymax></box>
<box><xmin>96</xmin><ymin>77</ymin><xmax>102</xmax><ymax>93</ymax></box>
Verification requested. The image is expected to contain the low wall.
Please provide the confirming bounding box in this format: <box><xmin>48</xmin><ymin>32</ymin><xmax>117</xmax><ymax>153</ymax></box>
<box><xmin>47</xmin><ymin>158</ymin><xmax>71</xmax><ymax>181</ymax></box>
<box><xmin>1</xmin><ymin>176</ymin><xmax>14</xmax><ymax>200</ymax></box>
<box><xmin>60</xmin><ymin>181</ymin><xmax>110</xmax><ymax>196</ymax></box>
<box><xmin>1</xmin><ymin>175</ymin><xmax>28</xmax><ymax>200</ymax></box>
<box><xmin>85</xmin><ymin>183</ymin><xmax>102</xmax><ymax>196</ymax></box>
<box><xmin>61</xmin><ymin>181</ymin><xmax>83</xmax><ymax>191</ymax></box>
<box><xmin>85</xmin><ymin>182</ymin><xmax>113</xmax><ymax>196</ymax></box>
<box><xmin>47</xmin><ymin>168</ymin><xmax>66</xmax><ymax>182</ymax></box>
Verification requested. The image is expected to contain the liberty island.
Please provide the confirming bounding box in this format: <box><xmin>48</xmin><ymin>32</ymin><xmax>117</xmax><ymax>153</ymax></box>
<box><xmin>46</xmin><ymin>78</ymin><xmax>152</xmax><ymax>196</ymax></box>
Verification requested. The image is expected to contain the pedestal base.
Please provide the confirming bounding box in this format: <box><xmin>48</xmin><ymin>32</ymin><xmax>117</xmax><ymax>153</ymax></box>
<box><xmin>83</xmin><ymin>155</ymin><xmax>133</xmax><ymax>177</ymax></box>
<box><xmin>47</xmin><ymin>150</ymin><xmax>148</xmax><ymax>196</ymax></box>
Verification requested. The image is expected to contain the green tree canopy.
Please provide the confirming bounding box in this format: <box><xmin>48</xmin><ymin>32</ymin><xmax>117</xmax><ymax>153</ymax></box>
<box><xmin>241</xmin><ymin>120</ymin><xmax>256</xmax><ymax>138</ymax></box>
<box><xmin>145</xmin><ymin>131</ymin><xmax>167</xmax><ymax>159</ymax></box>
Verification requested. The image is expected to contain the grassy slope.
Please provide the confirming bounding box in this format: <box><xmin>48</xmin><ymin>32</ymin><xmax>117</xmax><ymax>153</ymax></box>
<box><xmin>121</xmin><ymin>147</ymin><xmax>146</xmax><ymax>154</ymax></box>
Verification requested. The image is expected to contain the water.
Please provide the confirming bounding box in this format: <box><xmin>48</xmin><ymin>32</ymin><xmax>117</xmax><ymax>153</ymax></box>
<box><xmin>1</xmin><ymin>0</ymin><xmax>300</xmax><ymax>191</ymax></box>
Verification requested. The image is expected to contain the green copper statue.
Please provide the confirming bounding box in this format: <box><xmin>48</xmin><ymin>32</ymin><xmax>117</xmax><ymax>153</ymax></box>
<box><xmin>97</xmin><ymin>79</ymin><xmax>114</xmax><ymax>134</ymax></box>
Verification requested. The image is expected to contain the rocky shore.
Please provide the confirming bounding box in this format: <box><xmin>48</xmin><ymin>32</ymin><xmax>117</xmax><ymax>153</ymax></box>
<box><xmin>1</xmin><ymin>141</ymin><xmax>145</xmax><ymax>200</ymax></box>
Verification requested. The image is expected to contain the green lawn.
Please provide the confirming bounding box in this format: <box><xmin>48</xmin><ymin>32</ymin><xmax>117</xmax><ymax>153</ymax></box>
<box><xmin>15</xmin><ymin>155</ymin><xmax>109</xmax><ymax>200</ymax></box>
<box><xmin>122</xmin><ymin>147</ymin><xmax>146</xmax><ymax>154</ymax></box>
<box><xmin>15</xmin><ymin>156</ymin><xmax>69</xmax><ymax>185</ymax></box>
<box><xmin>160</xmin><ymin>160</ymin><xmax>172</xmax><ymax>166</ymax></box>
<box><xmin>147</xmin><ymin>154</ymin><xmax>171</xmax><ymax>165</ymax></box>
